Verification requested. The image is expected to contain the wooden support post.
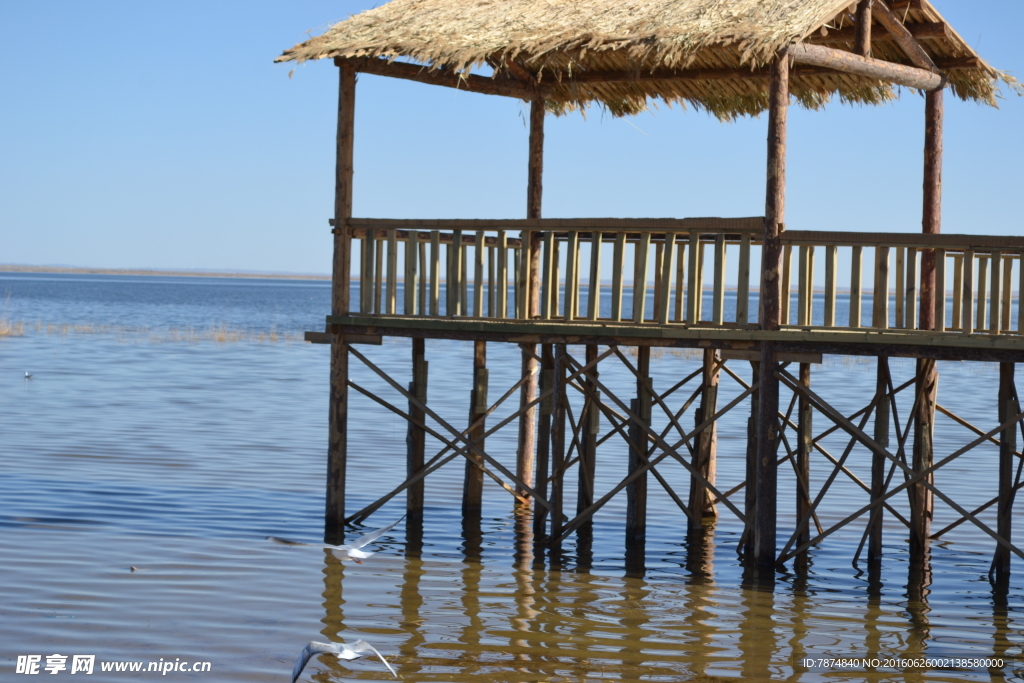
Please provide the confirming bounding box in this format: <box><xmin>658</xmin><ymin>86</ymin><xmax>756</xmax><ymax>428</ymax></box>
<box><xmin>407</xmin><ymin>338</ymin><xmax>427</xmax><ymax>521</ymax></box>
<box><xmin>995</xmin><ymin>362</ymin><xmax>1017</xmax><ymax>584</ymax></box>
<box><xmin>691</xmin><ymin>349</ymin><xmax>720</xmax><ymax>530</ymax></box>
<box><xmin>756</xmin><ymin>48</ymin><xmax>789</xmax><ymax>568</ymax></box>
<box><xmin>781</xmin><ymin>245</ymin><xmax>792</xmax><ymax>325</ymax></box>
<box><xmin>626</xmin><ymin>347</ymin><xmax>652</xmax><ymax>546</ymax></box>
<box><xmin>588</xmin><ymin>232</ymin><xmax>602</xmax><ymax>321</ymax></box>
<box><xmin>906</xmin><ymin>248</ymin><xmax>918</xmax><ymax>330</ymax></box>
<box><xmin>429</xmin><ymin>231</ymin><xmax>441</xmax><ymax>316</ymax></box>
<box><xmin>874</xmin><ymin>246</ymin><xmax>890</xmax><ymax>329</ymax></box>
<box><xmin>675</xmin><ymin>241</ymin><xmax>686</xmax><ymax>322</ymax></box>
<box><xmin>895</xmin><ymin>248</ymin><xmax>906</xmax><ymax>328</ymax></box>
<box><xmin>795</xmin><ymin>363</ymin><xmax>812</xmax><ymax>558</ymax></box>
<box><xmin>868</xmin><ymin>357</ymin><xmax>889</xmax><ymax>565</ymax></box>
<box><xmin>326</xmin><ymin>63</ymin><xmax>356</xmax><ymax>540</ymax></box>
<box><xmin>745</xmin><ymin>360</ymin><xmax>760</xmax><ymax>558</ymax></box>
<box><xmin>978</xmin><ymin>257</ymin><xmax>989</xmax><ymax>335</ymax></box>
<box><xmin>851</xmin><ymin>246</ymin><xmax>863</xmax><ymax>328</ymax></box>
<box><xmin>824</xmin><ymin>245</ymin><xmax>837</xmax><ymax>327</ymax></box>
<box><xmin>577</xmin><ymin>345</ymin><xmax>601</xmax><ymax>534</ymax></box>
<box><xmin>920</xmin><ymin>87</ymin><xmax>943</xmax><ymax>331</ymax></box>
<box><xmin>737</xmin><ymin>234</ymin><xmax>751</xmax><ymax>324</ymax></box>
<box><xmin>855</xmin><ymin>0</ymin><xmax>873</xmax><ymax>57</ymax></box>
<box><xmin>713</xmin><ymin>234</ymin><xmax>727</xmax><ymax>325</ymax></box>
<box><xmin>962</xmin><ymin>250</ymin><xmax>975</xmax><ymax>334</ymax></box>
<box><xmin>549</xmin><ymin>343</ymin><xmax>567</xmax><ymax>547</ymax></box>
<box><xmin>991</xmin><ymin>251</ymin><xmax>1003</xmax><ymax>334</ymax></box>
<box><xmin>951</xmin><ymin>254</ymin><xmax>963</xmax><ymax>330</ymax></box>
<box><xmin>462</xmin><ymin>341</ymin><xmax>488</xmax><ymax>516</ymax></box>
<box><xmin>533</xmin><ymin>345</ymin><xmax>554</xmax><ymax>538</ymax></box>
<box><xmin>686</xmin><ymin>232</ymin><xmax>701</xmax><ymax>323</ymax></box>
<box><xmin>633</xmin><ymin>233</ymin><xmax>651</xmax><ymax>323</ymax></box>
<box><xmin>517</xmin><ymin>98</ymin><xmax>544</xmax><ymax>500</ymax></box>
<box><xmin>910</xmin><ymin>357</ymin><xmax>937</xmax><ymax>564</ymax></box>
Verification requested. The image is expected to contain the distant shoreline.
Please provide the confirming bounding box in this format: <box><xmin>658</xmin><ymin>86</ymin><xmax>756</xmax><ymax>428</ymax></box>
<box><xmin>0</xmin><ymin>265</ymin><xmax>330</xmax><ymax>281</ymax></box>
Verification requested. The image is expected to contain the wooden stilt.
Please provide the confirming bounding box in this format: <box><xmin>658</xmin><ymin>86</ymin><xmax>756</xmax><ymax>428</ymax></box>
<box><xmin>326</xmin><ymin>62</ymin><xmax>356</xmax><ymax>541</ymax></box>
<box><xmin>462</xmin><ymin>340</ymin><xmax>487</xmax><ymax>515</ymax></box>
<box><xmin>744</xmin><ymin>359</ymin><xmax>760</xmax><ymax>558</ymax></box>
<box><xmin>407</xmin><ymin>338</ymin><xmax>427</xmax><ymax>521</ymax></box>
<box><xmin>549</xmin><ymin>343</ymin><xmax>567</xmax><ymax>548</ymax></box>
<box><xmin>576</xmin><ymin>345</ymin><xmax>600</xmax><ymax>536</ymax></box>
<box><xmin>994</xmin><ymin>362</ymin><xmax>1016</xmax><ymax>584</ymax></box>
<box><xmin>867</xmin><ymin>356</ymin><xmax>889</xmax><ymax>565</ymax></box>
<box><xmin>795</xmin><ymin>363</ymin><xmax>812</xmax><ymax>559</ymax></box>
<box><xmin>533</xmin><ymin>344</ymin><xmax>554</xmax><ymax>538</ymax></box>
<box><xmin>690</xmin><ymin>349</ymin><xmax>719</xmax><ymax>529</ymax></box>
<box><xmin>516</xmin><ymin>97</ymin><xmax>544</xmax><ymax>500</ymax></box>
<box><xmin>755</xmin><ymin>48</ymin><xmax>789</xmax><ymax>568</ymax></box>
<box><xmin>626</xmin><ymin>347</ymin><xmax>651</xmax><ymax>546</ymax></box>
<box><xmin>910</xmin><ymin>357</ymin><xmax>937</xmax><ymax>563</ymax></box>
<box><xmin>919</xmin><ymin>87</ymin><xmax>943</xmax><ymax>331</ymax></box>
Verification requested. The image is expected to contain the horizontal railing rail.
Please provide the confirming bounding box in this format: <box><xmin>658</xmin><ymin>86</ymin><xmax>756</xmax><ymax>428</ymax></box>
<box><xmin>335</xmin><ymin>218</ymin><xmax>1023</xmax><ymax>338</ymax></box>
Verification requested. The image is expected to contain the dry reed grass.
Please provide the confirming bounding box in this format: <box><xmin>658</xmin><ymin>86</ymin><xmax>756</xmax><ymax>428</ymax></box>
<box><xmin>278</xmin><ymin>0</ymin><xmax>1013</xmax><ymax>119</ymax></box>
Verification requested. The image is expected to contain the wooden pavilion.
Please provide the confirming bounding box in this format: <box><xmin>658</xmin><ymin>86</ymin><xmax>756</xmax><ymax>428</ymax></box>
<box><xmin>278</xmin><ymin>0</ymin><xmax>1024</xmax><ymax>582</ymax></box>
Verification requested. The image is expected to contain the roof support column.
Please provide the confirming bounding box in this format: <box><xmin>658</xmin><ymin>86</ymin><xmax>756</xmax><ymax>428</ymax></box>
<box><xmin>755</xmin><ymin>47</ymin><xmax>789</xmax><ymax>572</ymax></box>
<box><xmin>326</xmin><ymin>62</ymin><xmax>356</xmax><ymax>542</ymax></box>
<box><xmin>855</xmin><ymin>1</ymin><xmax>873</xmax><ymax>57</ymax></box>
<box><xmin>920</xmin><ymin>86</ymin><xmax>943</xmax><ymax>331</ymax></box>
<box><xmin>517</xmin><ymin>97</ymin><xmax>544</xmax><ymax>501</ymax></box>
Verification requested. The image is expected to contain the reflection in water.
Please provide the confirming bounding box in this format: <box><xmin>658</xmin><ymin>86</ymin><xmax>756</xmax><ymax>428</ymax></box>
<box><xmin>319</xmin><ymin>551</ymin><xmax>346</xmax><ymax>679</ymax></box>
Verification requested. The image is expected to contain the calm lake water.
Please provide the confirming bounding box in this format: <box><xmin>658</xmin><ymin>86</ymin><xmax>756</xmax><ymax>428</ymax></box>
<box><xmin>1</xmin><ymin>271</ymin><xmax>1022</xmax><ymax>682</ymax></box>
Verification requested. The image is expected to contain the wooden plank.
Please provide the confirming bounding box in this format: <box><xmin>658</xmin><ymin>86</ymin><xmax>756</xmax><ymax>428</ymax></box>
<box><xmin>405</xmin><ymin>230</ymin><xmax>419</xmax><ymax>315</ymax></box>
<box><xmin>933</xmin><ymin>248</ymin><xmax>946</xmax><ymax>332</ymax></box>
<box><xmin>713</xmin><ymin>234</ymin><xmax>727</xmax><ymax>325</ymax></box>
<box><xmin>720</xmin><ymin>350</ymin><xmax>823</xmax><ymax>364</ymax></box>
<box><xmin>962</xmin><ymin>249</ymin><xmax>974</xmax><ymax>334</ymax></box>
<box><xmin>977</xmin><ymin>255</ymin><xmax>989</xmax><ymax>331</ymax></box>
<box><xmin>541</xmin><ymin>232</ymin><xmax>555</xmax><ymax>319</ymax></box>
<box><xmin>611</xmin><ymin>232</ymin><xmax>627</xmax><ymax>322</ymax></box>
<box><xmin>951</xmin><ymin>254</ymin><xmax>962</xmax><ymax>330</ymax></box>
<box><xmin>824</xmin><ymin>245</ymin><xmax>837</xmax><ymax>327</ymax></box>
<box><xmin>781</xmin><ymin>245</ymin><xmax>793</xmax><ymax>325</ymax></box>
<box><xmin>850</xmin><ymin>246</ymin><xmax>863</xmax><ymax>328</ymax></box>
<box><xmin>653</xmin><ymin>243</ymin><xmax>664</xmax><ymax>319</ymax></box>
<box><xmin>552</xmin><ymin>240</ymin><xmax>561</xmax><ymax>317</ymax></box>
<box><xmin>419</xmin><ymin>241</ymin><xmax>428</xmax><ymax>315</ymax></box>
<box><xmin>386</xmin><ymin>228</ymin><xmax>398</xmax><ymax>315</ymax></box>
<box><xmin>348</xmin><ymin>216</ymin><xmax>766</xmax><ymax>232</ymax></box>
<box><xmin>515</xmin><ymin>247</ymin><xmax>524</xmax><ymax>319</ymax></box>
<box><xmin>588</xmin><ymin>231</ymin><xmax>602</xmax><ymax>321</ymax></box>
<box><xmin>895</xmin><ymin>247</ymin><xmax>906</xmax><ymax>328</ymax></box>
<box><xmin>797</xmin><ymin>245</ymin><xmax>809</xmax><ymax>326</ymax></box>
<box><xmin>429</xmin><ymin>231</ymin><xmax>441</xmax><ymax>316</ymax></box>
<box><xmin>633</xmin><ymin>232</ymin><xmax>652</xmax><ymax>323</ymax></box>
<box><xmin>659</xmin><ymin>234</ymin><xmax>677</xmax><ymax>325</ymax></box>
<box><xmin>991</xmin><ymin>250</ymin><xmax>1003</xmax><ymax>335</ymax></box>
<box><xmin>876</xmin><ymin>246</ymin><xmax>890</xmax><ymax>329</ymax></box>
<box><xmin>1002</xmin><ymin>256</ymin><xmax>1014</xmax><ymax>333</ymax></box>
<box><xmin>360</xmin><ymin>234</ymin><xmax>373</xmax><ymax>314</ymax></box>
<box><xmin>686</xmin><ymin>232</ymin><xmax>701</xmax><ymax>324</ymax></box>
<box><xmin>474</xmin><ymin>231</ymin><xmax>485</xmax><ymax>317</ymax></box>
<box><xmin>736</xmin><ymin>234</ymin><xmax>751</xmax><ymax>325</ymax></box>
<box><xmin>564</xmin><ymin>231</ymin><xmax>580</xmax><ymax>321</ymax></box>
<box><xmin>815</xmin><ymin>21</ymin><xmax>950</xmax><ymax>45</ymax></box>
<box><xmin>496</xmin><ymin>232</ymin><xmax>508</xmax><ymax>318</ymax></box>
<box><xmin>806</xmin><ymin>245</ymin><xmax>815</xmax><ymax>326</ymax></box>
<box><xmin>789</xmin><ymin>43</ymin><xmax>944</xmax><ymax>90</ymax></box>
<box><xmin>906</xmin><ymin>247</ymin><xmax>918</xmax><ymax>330</ymax></box>
<box><xmin>487</xmin><ymin>244</ymin><xmax>495</xmax><ymax>317</ymax></box>
<box><xmin>460</xmin><ymin>238</ymin><xmax>469</xmax><ymax>317</ymax></box>
<box><xmin>675</xmin><ymin>241</ymin><xmax>686</xmax><ymax>323</ymax></box>
<box><xmin>374</xmin><ymin>232</ymin><xmax>384</xmax><ymax>314</ymax></box>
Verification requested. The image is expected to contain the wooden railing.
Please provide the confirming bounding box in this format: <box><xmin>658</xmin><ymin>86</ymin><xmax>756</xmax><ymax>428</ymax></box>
<box><xmin>340</xmin><ymin>218</ymin><xmax>1024</xmax><ymax>337</ymax></box>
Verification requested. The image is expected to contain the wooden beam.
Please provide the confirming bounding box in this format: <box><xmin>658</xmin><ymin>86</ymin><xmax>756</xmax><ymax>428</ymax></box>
<box><xmin>919</xmin><ymin>87</ymin><xmax>943</xmax><ymax>331</ymax></box>
<box><xmin>790</xmin><ymin>43</ymin><xmax>945</xmax><ymax>90</ymax></box>
<box><xmin>874</xmin><ymin>1</ymin><xmax>939</xmax><ymax>71</ymax></box>
<box><xmin>813</xmin><ymin>22</ymin><xmax>949</xmax><ymax>45</ymax></box>
<box><xmin>463</xmin><ymin>341</ymin><xmax>487</xmax><ymax>515</ymax></box>
<box><xmin>336</xmin><ymin>56</ymin><xmax>536</xmax><ymax>100</ymax></box>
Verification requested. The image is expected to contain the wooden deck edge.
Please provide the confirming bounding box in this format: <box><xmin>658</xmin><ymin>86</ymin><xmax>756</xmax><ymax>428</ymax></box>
<box><xmin>326</xmin><ymin>315</ymin><xmax>1024</xmax><ymax>362</ymax></box>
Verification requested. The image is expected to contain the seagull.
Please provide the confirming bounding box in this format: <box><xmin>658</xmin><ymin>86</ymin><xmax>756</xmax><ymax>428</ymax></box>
<box><xmin>324</xmin><ymin>516</ymin><xmax>404</xmax><ymax>564</ymax></box>
<box><xmin>24</xmin><ymin>372</ymin><xmax>32</xmax><ymax>379</ymax></box>
<box><xmin>291</xmin><ymin>639</ymin><xmax>398</xmax><ymax>682</ymax></box>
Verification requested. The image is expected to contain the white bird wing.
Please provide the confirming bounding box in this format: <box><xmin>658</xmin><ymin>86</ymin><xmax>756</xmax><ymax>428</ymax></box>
<box><xmin>291</xmin><ymin>642</ymin><xmax>339</xmax><ymax>683</ymax></box>
<box><xmin>348</xmin><ymin>516</ymin><xmax>404</xmax><ymax>551</ymax></box>
<box><xmin>348</xmin><ymin>640</ymin><xmax>399</xmax><ymax>679</ymax></box>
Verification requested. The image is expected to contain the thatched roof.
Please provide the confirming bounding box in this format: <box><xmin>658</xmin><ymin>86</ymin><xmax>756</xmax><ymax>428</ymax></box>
<box><xmin>276</xmin><ymin>0</ymin><xmax>1013</xmax><ymax>119</ymax></box>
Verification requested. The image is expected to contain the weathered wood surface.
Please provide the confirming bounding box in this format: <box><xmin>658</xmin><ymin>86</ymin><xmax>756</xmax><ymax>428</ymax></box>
<box><xmin>790</xmin><ymin>43</ymin><xmax>945</xmax><ymax>90</ymax></box>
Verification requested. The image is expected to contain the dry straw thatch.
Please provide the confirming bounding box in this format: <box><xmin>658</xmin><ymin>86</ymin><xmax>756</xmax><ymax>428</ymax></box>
<box><xmin>277</xmin><ymin>0</ymin><xmax>1014</xmax><ymax>119</ymax></box>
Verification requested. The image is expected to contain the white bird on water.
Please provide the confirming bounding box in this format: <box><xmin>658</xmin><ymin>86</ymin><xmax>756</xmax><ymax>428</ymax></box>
<box><xmin>291</xmin><ymin>639</ymin><xmax>398</xmax><ymax>682</ymax></box>
<box><xmin>24</xmin><ymin>372</ymin><xmax>32</xmax><ymax>379</ymax></box>
<box><xmin>326</xmin><ymin>516</ymin><xmax>404</xmax><ymax>563</ymax></box>
<box><xmin>266</xmin><ymin>516</ymin><xmax>404</xmax><ymax>564</ymax></box>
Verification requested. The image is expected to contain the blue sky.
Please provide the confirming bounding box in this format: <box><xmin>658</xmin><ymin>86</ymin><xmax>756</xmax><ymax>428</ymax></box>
<box><xmin>1</xmin><ymin>1</ymin><xmax>1022</xmax><ymax>274</ymax></box>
